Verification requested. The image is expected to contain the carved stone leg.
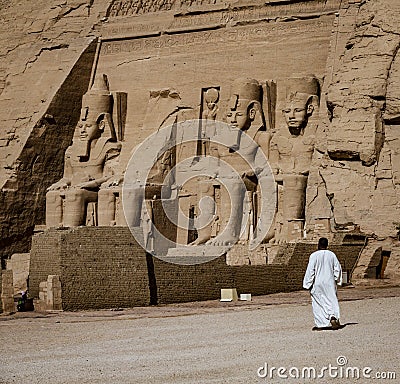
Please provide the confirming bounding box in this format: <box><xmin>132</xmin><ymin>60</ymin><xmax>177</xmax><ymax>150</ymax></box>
<box><xmin>46</xmin><ymin>190</ymin><xmax>63</xmax><ymax>228</ymax></box>
<box><xmin>97</xmin><ymin>188</ymin><xmax>117</xmax><ymax>226</ymax></box>
<box><xmin>227</xmin><ymin>180</ymin><xmax>246</xmax><ymax>241</ymax></box>
<box><xmin>64</xmin><ymin>189</ymin><xmax>97</xmax><ymax>227</ymax></box>
<box><xmin>123</xmin><ymin>185</ymin><xmax>144</xmax><ymax>227</ymax></box>
<box><xmin>190</xmin><ymin>180</ymin><xmax>215</xmax><ymax>245</ymax></box>
<box><xmin>207</xmin><ymin>179</ymin><xmax>246</xmax><ymax>246</ymax></box>
<box><xmin>240</xmin><ymin>191</ymin><xmax>254</xmax><ymax>242</ymax></box>
<box><xmin>281</xmin><ymin>174</ymin><xmax>308</xmax><ymax>241</ymax></box>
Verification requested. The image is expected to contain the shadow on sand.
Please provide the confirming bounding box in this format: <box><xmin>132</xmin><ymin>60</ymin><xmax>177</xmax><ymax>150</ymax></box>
<box><xmin>312</xmin><ymin>322</ymin><xmax>358</xmax><ymax>331</ymax></box>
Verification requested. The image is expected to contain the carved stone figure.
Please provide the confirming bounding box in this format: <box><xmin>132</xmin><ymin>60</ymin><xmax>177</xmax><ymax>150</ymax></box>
<box><xmin>46</xmin><ymin>75</ymin><xmax>121</xmax><ymax>228</ymax></box>
<box><xmin>192</xmin><ymin>78</ymin><xmax>270</xmax><ymax>246</ymax></box>
<box><xmin>198</xmin><ymin>87</ymin><xmax>220</xmax><ymax>156</ymax></box>
<box><xmin>269</xmin><ymin>75</ymin><xmax>320</xmax><ymax>243</ymax></box>
<box><xmin>202</xmin><ymin>88</ymin><xmax>219</xmax><ymax>121</ymax></box>
<box><xmin>123</xmin><ymin>88</ymin><xmax>183</xmax><ymax>233</ymax></box>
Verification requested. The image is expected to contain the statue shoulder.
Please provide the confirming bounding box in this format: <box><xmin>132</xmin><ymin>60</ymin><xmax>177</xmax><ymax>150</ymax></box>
<box><xmin>105</xmin><ymin>140</ymin><xmax>122</xmax><ymax>151</ymax></box>
<box><xmin>302</xmin><ymin>134</ymin><xmax>315</xmax><ymax>146</ymax></box>
<box><xmin>255</xmin><ymin>130</ymin><xmax>271</xmax><ymax>145</ymax></box>
<box><xmin>65</xmin><ymin>145</ymin><xmax>73</xmax><ymax>158</ymax></box>
<box><xmin>89</xmin><ymin>139</ymin><xmax>122</xmax><ymax>161</ymax></box>
<box><xmin>270</xmin><ymin>133</ymin><xmax>291</xmax><ymax>151</ymax></box>
<box><xmin>104</xmin><ymin>140</ymin><xmax>122</xmax><ymax>160</ymax></box>
<box><xmin>254</xmin><ymin>131</ymin><xmax>271</xmax><ymax>157</ymax></box>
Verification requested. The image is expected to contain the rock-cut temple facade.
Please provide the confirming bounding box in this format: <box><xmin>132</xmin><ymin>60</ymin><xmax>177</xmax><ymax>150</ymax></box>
<box><xmin>1</xmin><ymin>0</ymin><xmax>400</xmax><ymax>310</ymax></box>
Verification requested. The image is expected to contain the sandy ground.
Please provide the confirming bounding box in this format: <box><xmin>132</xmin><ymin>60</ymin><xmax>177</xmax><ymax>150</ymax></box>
<box><xmin>0</xmin><ymin>285</ymin><xmax>399</xmax><ymax>384</ymax></box>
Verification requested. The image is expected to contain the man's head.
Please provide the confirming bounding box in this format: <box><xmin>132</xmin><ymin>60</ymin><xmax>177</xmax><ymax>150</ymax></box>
<box><xmin>283</xmin><ymin>76</ymin><xmax>320</xmax><ymax>136</ymax></box>
<box><xmin>227</xmin><ymin>78</ymin><xmax>262</xmax><ymax>131</ymax></box>
<box><xmin>318</xmin><ymin>237</ymin><xmax>329</xmax><ymax>250</ymax></box>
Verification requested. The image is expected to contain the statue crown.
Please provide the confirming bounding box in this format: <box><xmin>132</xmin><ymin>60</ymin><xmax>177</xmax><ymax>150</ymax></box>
<box><xmin>231</xmin><ymin>78</ymin><xmax>261</xmax><ymax>103</ymax></box>
<box><xmin>81</xmin><ymin>74</ymin><xmax>113</xmax><ymax>121</ymax></box>
<box><xmin>286</xmin><ymin>75</ymin><xmax>320</xmax><ymax>101</ymax></box>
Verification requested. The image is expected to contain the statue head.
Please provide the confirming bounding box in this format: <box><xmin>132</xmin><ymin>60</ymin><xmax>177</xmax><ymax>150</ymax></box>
<box><xmin>227</xmin><ymin>78</ymin><xmax>262</xmax><ymax>131</ymax></box>
<box><xmin>283</xmin><ymin>76</ymin><xmax>320</xmax><ymax>136</ymax></box>
<box><xmin>73</xmin><ymin>74</ymin><xmax>116</xmax><ymax>157</ymax></box>
<box><xmin>77</xmin><ymin>118</ymin><xmax>101</xmax><ymax>142</ymax></box>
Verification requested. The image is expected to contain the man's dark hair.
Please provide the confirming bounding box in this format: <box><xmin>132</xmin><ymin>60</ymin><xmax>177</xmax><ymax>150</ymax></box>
<box><xmin>318</xmin><ymin>237</ymin><xmax>329</xmax><ymax>250</ymax></box>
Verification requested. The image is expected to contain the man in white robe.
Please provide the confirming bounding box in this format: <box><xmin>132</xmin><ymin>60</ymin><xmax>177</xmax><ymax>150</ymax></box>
<box><xmin>303</xmin><ymin>237</ymin><xmax>342</xmax><ymax>330</ymax></box>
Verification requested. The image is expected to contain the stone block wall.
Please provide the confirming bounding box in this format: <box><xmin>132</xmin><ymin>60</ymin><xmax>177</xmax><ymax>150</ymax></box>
<box><xmin>36</xmin><ymin>275</ymin><xmax>62</xmax><ymax>311</ymax></box>
<box><xmin>29</xmin><ymin>229</ymin><xmax>63</xmax><ymax>298</ymax></box>
<box><xmin>29</xmin><ymin>227</ymin><xmax>364</xmax><ymax>310</ymax></box>
<box><xmin>1</xmin><ymin>270</ymin><xmax>14</xmax><ymax>313</ymax></box>
<box><xmin>283</xmin><ymin>242</ymin><xmax>362</xmax><ymax>285</ymax></box>
<box><xmin>60</xmin><ymin>228</ymin><xmax>150</xmax><ymax>311</ymax></box>
<box><xmin>330</xmin><ymin>244</ymin><xmax>363</xmax><ymax>276</ymax></box>
<box><xmin>30</xmin><ymin>227</ymin><xmax>151</xmax><ymax>311</ymax></box>
<box><xmin>152</xmin><ymin>257</ymin><xmax>234</xmax><ymax>305</ymax></box>
<box><xmin>6</xmin><ymin>253</ymin><xmax>30</xmax><ymax>295</ymax></box>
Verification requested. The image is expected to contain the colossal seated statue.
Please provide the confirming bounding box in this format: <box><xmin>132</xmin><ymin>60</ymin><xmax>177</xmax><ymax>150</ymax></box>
<box><xmin>269</xmin><ymin>75</ymin><xmax>320</xmax><ymax>243</ymax></box>
<box><xmin>46</xmin><ymin>75</ymin><xmax>122</xmax><ymax>228</ymax></box>
<box><xmin>192</xmin><ymin>78</ymin><xmax>271</xmax><ymax>246</ymax></box>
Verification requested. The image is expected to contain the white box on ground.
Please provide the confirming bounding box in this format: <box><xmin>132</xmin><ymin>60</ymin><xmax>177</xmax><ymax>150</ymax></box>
<box><xmin>220</xmin><ymin>288</ymin><xmax>238</xmax><ymax>302</ymax></box>
<box><xmin>240</xmin><ymin>293</ymin><xmax>251</xmax><ymax>301</ymax></box>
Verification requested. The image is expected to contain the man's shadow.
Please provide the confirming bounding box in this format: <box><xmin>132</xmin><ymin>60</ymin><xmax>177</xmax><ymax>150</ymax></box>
<box><xmin>312</xmin><ymin>323</ymin><xmax>358</xmax><ymax>331</ymax></box>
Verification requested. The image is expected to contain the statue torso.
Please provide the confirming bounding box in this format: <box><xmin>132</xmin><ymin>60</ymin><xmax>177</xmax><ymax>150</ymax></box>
<box><xmin>273</xmin><ymin>132</ymin><xmax>315</xmax><ymax>175</ymax></box>
<box><xmin>66</xmin><ymin>140</ymin><xmax>121</xmax><ymax>185</ymax></box>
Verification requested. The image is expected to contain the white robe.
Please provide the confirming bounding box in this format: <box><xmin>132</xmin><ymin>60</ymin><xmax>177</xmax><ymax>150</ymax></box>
<box><xmin>303</xmin><ymin>249</ymin><xmax>342</xmax><ymax>328</ymax></box>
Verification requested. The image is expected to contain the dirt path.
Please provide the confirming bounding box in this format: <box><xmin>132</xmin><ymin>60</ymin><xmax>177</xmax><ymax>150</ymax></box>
<box><xmin>0</xmin><ymin>285</ymin><xmax>399</xmax><ymax>383</ymax></box>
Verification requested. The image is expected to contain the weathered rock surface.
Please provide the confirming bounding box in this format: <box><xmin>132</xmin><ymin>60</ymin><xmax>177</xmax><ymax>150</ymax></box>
<box><xmin>307</xmin><ymin>0</ymin><xmax>400</xmax><ymax>241</ymax></box>
<box><xmin>1</xmin><ymin>0</ymin><xmax>400</xmax><ymax>272</ymax></box>
<box><xmin>0</xmin><ymin>0</ymin><xmax>342</xmax><ymax>260</ymax></box>
<box><xmin>0</xmin><ymin>0</ymin><xmax>110</xmax><ymax>259</ymax></box>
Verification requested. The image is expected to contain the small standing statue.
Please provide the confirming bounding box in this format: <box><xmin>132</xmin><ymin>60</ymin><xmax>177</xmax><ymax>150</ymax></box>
<box><xmin>269</xmin><ymin>75</ymin><xmax>320</xmax><ymax>243</ymax></box>
<box><xmin>46</xmin><ymin>75</ymin><xmax>122</xmax><ymax>228</ymax></box>
<box><xmin>199</xmin><ymin>87</ymin><xmax>220</xmax><ymax>156</ymax></box>
<box><xmin>202</xmin><ymin>88</ymin><xmax>219</xmax><ymax>121</ymax></box>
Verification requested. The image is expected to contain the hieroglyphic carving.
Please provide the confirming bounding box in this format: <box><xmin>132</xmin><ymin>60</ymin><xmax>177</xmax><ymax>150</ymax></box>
<box><xmin>107</xmin><ymin>0</ymin><xmax>226</xmax><ymax>17</ymax></box>
<box><xmin>101</xmin><ymin>23</ymin><xmax>164</xmax><ymax>38</ymax></box>
<box><xmin>180</xmin><ymin>0</ymin><xmax>223</xmax><ymax>6</ymax></box>
<box><xmin>108</xmin><ymin>0</ymin><xmax>175</xmax><ymax>17</ymax></box>
<box><xmin>172</xmin><ymin>3</ymin><xmax>337</xmax><ymax>31</ymax></box>
<box><xmin>102</xmin><ymin>0</ymin><xmax>339</xmax><ymax>41</ymax></box>
<box><xmin>107</xmin><ymin>0</ymin><xmax>339</xmax><ymax>20</ymax></box>
<box><xmin>100</xmin><ymin>19</ymin><xmax>330</xmax><ymax>55</ymax></box>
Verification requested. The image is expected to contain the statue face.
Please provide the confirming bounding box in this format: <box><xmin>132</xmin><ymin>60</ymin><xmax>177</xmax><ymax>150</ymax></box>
<box><xmin>78</xmin><ymin>120</ymin><xmax>100</xmax><ymax>141</ymax></box>
<box><xmin>282</xmin><ymin>99</ymin><xmax>312</xmax><ymax>135</ymax></box>
<box><xmin>226</xmin><ymin>101</ymin><xmax>251</xmax><ymax>131</ymax></box>
<box><xmin>207</xmin><ymin>101</ymin><xmax>216</xmax><ymax>110</ymax></box>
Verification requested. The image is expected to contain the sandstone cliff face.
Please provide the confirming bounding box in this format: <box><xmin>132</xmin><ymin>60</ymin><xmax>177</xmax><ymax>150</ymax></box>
<box><xmin>1</xmin><ymin>0</ymin><xmax>400</xmax><ymax>263</ymax></box>
<box><xmin>0</xmin><ymin>0</ymin><xmax>111</xmax><ymax>259</ymax></box>
<box><xmin>307</xmin><ymin>0</ymin><xmax>400</xmax><ymax>240</ymax></box>
<box><xmin>0</xmin><ymin>0</ymin><xmax>342</xmax><ymax>261</ymax></box>
<box><xmin>0</xmin><ymin>0</ymin><xmax>109</xmax><ymax>185</ymax></box>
